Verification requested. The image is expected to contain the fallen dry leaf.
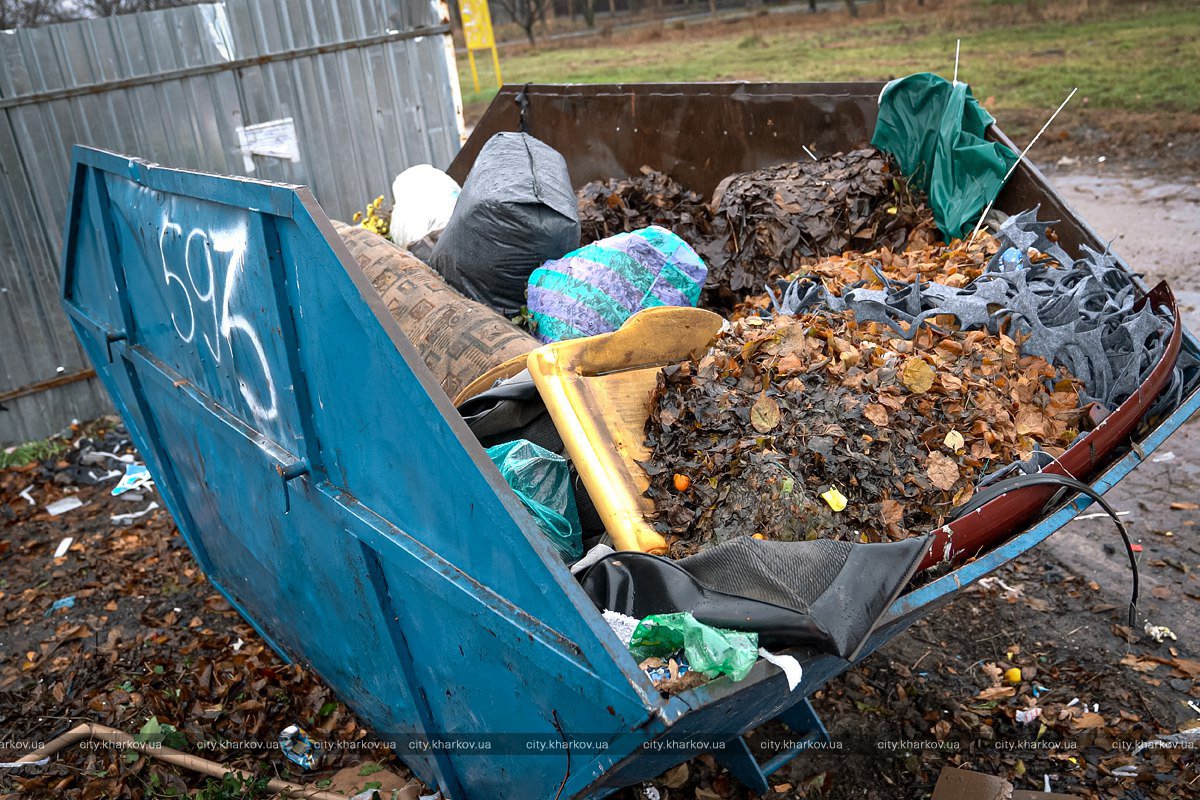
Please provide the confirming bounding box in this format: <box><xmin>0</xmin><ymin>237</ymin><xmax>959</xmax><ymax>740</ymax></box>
<box><xmin>1119</xmin><ymin>654</ymin><xmax>1161</xmax><ymax>673</ymax></box>
<box><xmin>750</xmin><ymin>393</ymin><xmax>781</xmax><ymax>433</ymax></box>
<box><xmin>976</xmin><ymin>685</ymin><xmax>1016</xmax><ymax>701</ymax></box>
<box><xmin>926</xmin><ymin>451</ymin><xmax>961</xmax><ymax>492</ymax></box>
<box><xmin>1073</xmin><ymin>712</ymin><xmax>1107</xmax><ymax>730</ymax></box>
<box><xmin>901</xmin><ymin>356</ymin><xmax>935</xmax><ymax>394</ymax></box>
<box><xmin>864</xmin><ymin>403</ymin><xmax>890</xmax><ymax>427</ymax></box>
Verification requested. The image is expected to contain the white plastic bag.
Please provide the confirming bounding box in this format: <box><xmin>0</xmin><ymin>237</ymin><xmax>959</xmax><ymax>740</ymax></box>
<box><xmin>389</xmin><ymin>164</ymin><xmax>461</xmax><ymax>248</ymax></box>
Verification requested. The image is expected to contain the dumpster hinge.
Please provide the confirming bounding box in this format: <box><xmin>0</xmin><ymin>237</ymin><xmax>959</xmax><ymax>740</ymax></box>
<box><xmin>276</xmin><ymin>458</ymin><xmax>310</xmax><ymax>514</ymax></box>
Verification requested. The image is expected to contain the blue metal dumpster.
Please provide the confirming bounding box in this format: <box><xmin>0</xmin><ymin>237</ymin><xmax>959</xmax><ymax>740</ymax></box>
<box><xmin>60</xmin><ymin>83</ymin><xmax>1200</xmax><ymax>799</ymax></box>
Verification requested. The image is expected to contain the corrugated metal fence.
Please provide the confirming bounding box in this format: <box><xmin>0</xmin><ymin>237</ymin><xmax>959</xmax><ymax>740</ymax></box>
<box><xmin>0</xmin><ymin>0</ymin><xmax>464</xmax><ymax>445</ymax></box>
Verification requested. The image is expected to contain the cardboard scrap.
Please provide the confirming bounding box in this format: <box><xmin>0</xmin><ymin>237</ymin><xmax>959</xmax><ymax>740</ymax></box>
<box><xmin>932</xmin><ymin>767</ymin><xmax>1082</xmax><ymax>800</ymax></box>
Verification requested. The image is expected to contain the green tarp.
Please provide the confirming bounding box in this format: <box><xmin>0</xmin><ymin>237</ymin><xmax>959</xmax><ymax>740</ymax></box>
<box><xmin>871</xmin><ymin>72</ymin><xmax>1019</xmax><ymax>241</ymax></box>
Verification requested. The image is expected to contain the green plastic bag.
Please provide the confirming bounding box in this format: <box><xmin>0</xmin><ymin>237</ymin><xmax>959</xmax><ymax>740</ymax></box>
<box><xmin>870</xmin><ymin>72</ymin><xmax>1019</xmax><ymax>241</ymax></box>
<box><xmin>487</xmin><ymin>439</ymin><xmax>583</xmax><ymax>560</ymax></box>
<box><xmin>628</xmin><ymin>612</ymin><xmax>759</xmax><ymax>682</ymax></box>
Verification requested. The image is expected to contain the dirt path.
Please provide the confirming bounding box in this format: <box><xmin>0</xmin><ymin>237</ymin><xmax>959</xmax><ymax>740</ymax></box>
<box><xmin>1042</xmin><ymin>167</ymin><xmax>1200</xmax><ymax>639</ymax></box>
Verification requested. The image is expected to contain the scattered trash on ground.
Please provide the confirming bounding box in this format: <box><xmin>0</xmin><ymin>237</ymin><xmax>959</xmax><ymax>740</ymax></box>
<box><xmin>45</xmin><ymin>496</ymin><xmax>85</xmax><ymax>517</ymax></box>
<box><xmin>110</xmin><ymin>501</ymin><xmax>160</xmax><ymax>525</ymax></box>
<box><xmin>1144</xmin><ymin>621</ymin><xmax>1178</xmax><ymax>643</ymax></box>
<box><xmin>277</xmin><ymin>724</ymin><xmax>320</xmax><ymax>770</ymax></box>
<box><xmin>44</xmin><ymin>595</ymin><xmax>76</xmax><ymax>616</ymax></box>
<box><xmin>110</xmin><ymin>463</ymin><xmax>153</xmax><ymax>496</ymax></box>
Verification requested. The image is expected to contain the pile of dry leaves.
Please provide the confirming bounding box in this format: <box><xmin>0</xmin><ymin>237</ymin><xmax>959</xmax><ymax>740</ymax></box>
<box><xmin>642</xmin><ymin>308</ymin><xmax>1086</xmax><ymax>557</ymax></box>
<box><xmin>0</xmin><ymin>422</ymin><xmax>406</xmax><ymax>799</ymax></box>
<box><xmin>574</xmin><ymin>149</ymin><xmax>934</xmax><ymax>310</ymax></box>
<box><xmin>576</xmin><ymin>166</ymin><xmax>712</xmax><ymax>246</ymax></box>
<box><xmin>702</xmin><ymin>149</ymin><xmax>934</xmax><ymax>306</ymax></box>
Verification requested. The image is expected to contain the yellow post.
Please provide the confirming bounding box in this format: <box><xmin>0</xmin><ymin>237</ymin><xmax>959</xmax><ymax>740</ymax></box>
<box><xmin>460</xmin><ymin>0</ymin><xmax>502</xmax><ymax>90</ymax></box>
<box><xmin>467</xmin><ymin>48</ymin><xmax>480</xmax><ymax>93</ymax></box>
<box><xmin>490</xmin><ymin>44</ymin><xmax>503</xmax><ymax>87</ymax></box>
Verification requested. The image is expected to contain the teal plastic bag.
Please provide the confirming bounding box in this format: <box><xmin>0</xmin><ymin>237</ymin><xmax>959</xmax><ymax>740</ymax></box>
<box><xmin>870</xmin><ymin>72</ymin><xmax>1019</xmax><ymax>241</ymax></box>
<box><xmin>628</xmin><ymin>612</ymin><xmax>759</xmax><ymax>682</ymax></box>
<box><xmin>487</xmin><ymin>440</ymin><xmax>583</xmax><ymax>560</ymax></box>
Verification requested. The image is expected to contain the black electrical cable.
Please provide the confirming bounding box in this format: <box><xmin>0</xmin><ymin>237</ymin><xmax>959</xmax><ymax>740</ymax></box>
<box><xmin>951</xmin><ymin>472</ymin><xmax>1139</xmax><ymax>627</ymax></box>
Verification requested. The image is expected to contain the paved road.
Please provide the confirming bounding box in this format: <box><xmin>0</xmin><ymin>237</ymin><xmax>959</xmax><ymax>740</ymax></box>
<box><xmin>1041</xmin><ymin>166</ymin><xmax>1200</xmax><ymax>640</ymax></box>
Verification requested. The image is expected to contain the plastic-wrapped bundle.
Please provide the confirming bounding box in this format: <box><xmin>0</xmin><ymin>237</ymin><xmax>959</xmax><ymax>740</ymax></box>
<box><xmin>527</xmin><ymin>225</ymin><xmax>708</xmax><ymax>344</ymax></box>
<box><xmin>430</xmin><ymin>132</ymin><xmax>580</xmax><ymax>318</ymax></box>
<box><xmin>486</xmin><ymin>439</ymin><xmax>583</xmax><ymax>561</ymax></box>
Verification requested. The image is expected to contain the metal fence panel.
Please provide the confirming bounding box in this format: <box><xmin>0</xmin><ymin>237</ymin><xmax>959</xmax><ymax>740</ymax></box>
<box><xmin>0</xmin><ymin>0</ymin><xmax>462</xmax><ymax>445</ymax></box>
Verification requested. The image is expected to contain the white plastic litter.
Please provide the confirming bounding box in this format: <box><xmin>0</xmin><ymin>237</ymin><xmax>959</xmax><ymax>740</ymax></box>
<box><xmin>53</xmin><ymin>537</ymin><xmax>73</xmax><ymax>558</ymax></box>
<box><xmin>758</xmin><ymin>647</ymin><xmax>803</xmax><ymax>691</ymax></box>
<box><xmin>603</xmin><ymin>609</ymin><xmax>641</xmax><ymax>648</ymax></box>
<box><xmin>80</xmin><ymin>449</ymin><xmax>135</xmax><ymax>465</ymax></box>
<box><xmin>45</xmin><ymin>496</ymin><xmax>85</xmax><ymax>516</ymax></box>
<box><xmin>19</xmin><ymin>486</ymin><xmax>35</xmax><ymax>505</ymax></box>
<box><xmin>1151</xmin><ymin>451</ymin><xmax>1176</xmax><ymax>463</ymax></box>
<box><xmin>111</xmin><ymin>502</ymin><xmax>160</xmax><ymax>525</ymax></box>
<box><xmin>389</xmin><ymin>164</ymin><xmax>460</xmax><ymax>247</ymax></box>
<box><xmin>1015</xmin><ymin>707</ymin><xmax>1042</xmax><ymax>725</ymax></box>
<box><xmin>112</xmin><ymin>463</ymin><xmax>153</xmax><ymax>496</ymax></box>
<box><xmin>570</xmin><ymin>543</ymin><xmax>615</xmax><ymax>575</ymax></box>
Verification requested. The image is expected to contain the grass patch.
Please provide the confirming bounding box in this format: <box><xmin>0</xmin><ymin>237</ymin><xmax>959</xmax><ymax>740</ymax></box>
<box><xmin>459</xmin><ymin>0</ymin><xmax>1199</xmax><ymax>127</ymax></box>
<box><xmin>0</xmin><ymin>436</ymin><xmax>67</xmax><ymax>469</ymax></box>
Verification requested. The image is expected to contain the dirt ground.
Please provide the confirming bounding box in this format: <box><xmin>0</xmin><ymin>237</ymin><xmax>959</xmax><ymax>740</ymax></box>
<box><xmin>2</xmin><ymin>158</ymin><xmax>1198</xmax><ymax>799</ymax></box>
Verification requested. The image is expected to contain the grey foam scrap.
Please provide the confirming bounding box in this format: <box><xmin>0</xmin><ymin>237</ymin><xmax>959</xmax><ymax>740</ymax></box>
<box><xmin>770</xmin><ymin>206</ymin><xmax>1172</xmax><ymax>411</ymax></box>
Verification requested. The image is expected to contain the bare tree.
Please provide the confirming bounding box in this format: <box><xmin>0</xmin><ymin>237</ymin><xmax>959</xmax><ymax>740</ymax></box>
<box><xmin>493</xmin><ymin>0</ymin><xmax>550</xmax><ymax>43</ymax></box>
<box><xmin>0</xmin><ymin>0</ymin><xmax>68</xmax><ymax>29</ymax></box>
<box><xmin>75</xmin><ymin>0</ymin><xmax>197</xmax><ymax>17</ymax></box>
<box><xmin>2</xmin><ymin>0</ymin><xmax>204</xmax><ymax>29</ymax></box>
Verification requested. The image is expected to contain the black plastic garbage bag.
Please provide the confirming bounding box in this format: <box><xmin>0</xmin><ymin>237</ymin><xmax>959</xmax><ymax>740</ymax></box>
<box><xmin>579</xmin><ymin>535</ymin><xmax>930</xmax><ymax>659</ymax></box>
<box><xmin>431</xmin><ymin>132</ymin><xmax>580</xmax><ymax>318</ymax></box>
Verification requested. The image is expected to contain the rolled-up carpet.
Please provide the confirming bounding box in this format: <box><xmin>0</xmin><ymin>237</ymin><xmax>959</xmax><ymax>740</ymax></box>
<box><xmin>334</xmin><ymin>222</ymin><xmax>536</xmax><ymax>401</ymax></box>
